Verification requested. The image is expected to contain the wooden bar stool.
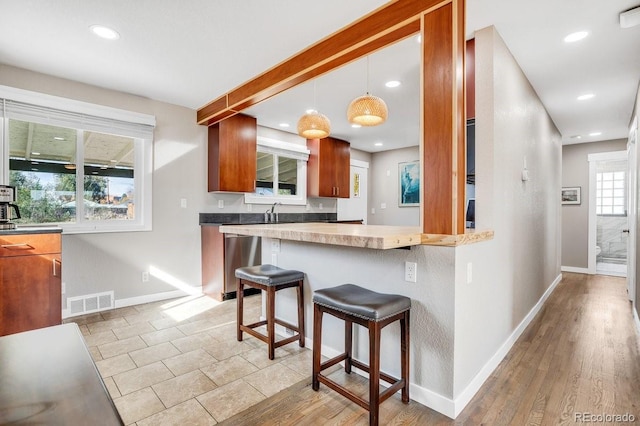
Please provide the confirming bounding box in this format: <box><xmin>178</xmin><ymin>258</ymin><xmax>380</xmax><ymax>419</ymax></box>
<box><xmin>312</xmin><ymin>284</ymin><xmax>411</xmax><ymax>426</ymax></box>
<box><xmin>235</xmin><ymin>264</ymin><xmax>305</xmax><ymax>360</ymax></box>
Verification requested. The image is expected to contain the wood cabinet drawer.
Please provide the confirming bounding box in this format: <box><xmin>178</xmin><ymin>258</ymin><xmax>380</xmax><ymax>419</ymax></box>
<box><xmin>0</xmin><ymin>233</ymin><xmax>61</xmax><ymax>257</ymax></box>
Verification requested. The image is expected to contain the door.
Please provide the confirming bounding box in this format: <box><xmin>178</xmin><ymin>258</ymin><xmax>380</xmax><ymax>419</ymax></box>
<box><xmin>337</xmin><ymin>160</ymin><xmax>369</xmax><ymax>224</ymax></box>
<box><xmin>628</xmin><ymin>119</ymin><xmax>637</xmax><ymax>300</ymax></box>
<box><xmin>588</xmin><ymin>150</ymin><xmax>629</xmax><ymax>277</ymax></box>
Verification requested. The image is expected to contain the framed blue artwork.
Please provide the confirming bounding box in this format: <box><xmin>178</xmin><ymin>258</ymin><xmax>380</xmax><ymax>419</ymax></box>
<box><xmin>399</xmin><ymin>161</ymin><xmax>420</xmax><ymax>207</ymax></box>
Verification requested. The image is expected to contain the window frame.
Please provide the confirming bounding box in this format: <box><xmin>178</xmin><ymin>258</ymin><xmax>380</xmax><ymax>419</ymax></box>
<box><xmin>244</xmin><ymin>136</ymin><xmax>310</xmax><ymax>206</ymax></box>
<box><xmin>0</xmin><ymin>85</ymin><xmax>155</xmax><ymax>234</ymax></box>
<box><xmin>595</xmin><ymin>170</ymin><xmax>627</xmax><ymax>217</ymax></box>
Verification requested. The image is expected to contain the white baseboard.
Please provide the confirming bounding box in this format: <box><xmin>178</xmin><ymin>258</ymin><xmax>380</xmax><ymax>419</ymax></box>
<box><xmin>62</xmin><ymin>289</ymin><xmax>192</xmax><ymax>319</ymax></box>
<box><xmin>114</xmin><ymin>290</ymin><xmax>191</xmax><ymax>309</ymax></box>
<box><xmin>450</xmin><ymin>273</ymin><xmax>563</xmax><ymax>418</ymax></box>
<box><xmin>561</xmin><ymin>266</ymin><xmax>589</xmax><ymax>274</ymax></box>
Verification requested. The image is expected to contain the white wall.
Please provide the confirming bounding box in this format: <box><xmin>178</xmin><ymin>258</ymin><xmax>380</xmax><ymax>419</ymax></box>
<box><xmin>368</xmin><ymin>146</ymin><xmax>420</xmax><ymax>226</ymax></box>
<box><xmin>451</xmin><ymin>26</ymin><xmax>562</xmax><ymax>405</ymax></box>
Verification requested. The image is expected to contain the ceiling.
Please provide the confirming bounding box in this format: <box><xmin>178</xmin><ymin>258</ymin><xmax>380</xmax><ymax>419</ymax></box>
<box><xmin>1</xmin><ymin>0</ymin><xmax>638</xmax><ymax>153</ymax></box>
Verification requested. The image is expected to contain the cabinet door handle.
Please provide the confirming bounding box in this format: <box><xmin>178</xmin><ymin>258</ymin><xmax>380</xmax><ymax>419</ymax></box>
<box><xmin>1</xmin><ymin>243</ymin><xmax>35</xmax><ymax>250</ymax></box>
<box><xmin>53</xmin><ymin>258</ymin><xmax>62</xmax><ymax>277</ymax></box>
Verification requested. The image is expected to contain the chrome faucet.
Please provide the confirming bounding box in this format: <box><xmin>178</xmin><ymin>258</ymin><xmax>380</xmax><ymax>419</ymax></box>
<box><xmin>264</xmin><ymin>202</ymin><xmax>281</xmax><ymax>223</ymax></box>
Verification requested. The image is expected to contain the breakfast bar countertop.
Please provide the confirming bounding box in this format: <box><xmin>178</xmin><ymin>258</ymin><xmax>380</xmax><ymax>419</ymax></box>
<box><xmin>218</xmin><ymin>222</ymin><xmax>423</xmax><ymax>250</ymax></box>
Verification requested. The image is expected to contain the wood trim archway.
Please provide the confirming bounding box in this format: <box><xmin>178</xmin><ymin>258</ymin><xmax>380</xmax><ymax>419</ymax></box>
<box><xmin>197</xmin><ymin>0</ymin><xmax>466</xmax><ymax>235</ymax></box>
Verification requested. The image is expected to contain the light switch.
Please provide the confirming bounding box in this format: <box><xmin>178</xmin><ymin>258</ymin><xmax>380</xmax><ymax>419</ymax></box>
<box><xmin>180</xmin><ymin>198</ymin><xmax>187</xmax><ymax>208</ymax></box>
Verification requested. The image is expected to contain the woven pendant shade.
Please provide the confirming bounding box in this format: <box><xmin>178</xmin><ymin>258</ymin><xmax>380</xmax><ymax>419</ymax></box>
<box><xmin>297</xmin><ymin>111</ymin><xmax>331</xmax><ymax>139</ymax></box>
<box><xmin>347</xmin><ymin>93</ymin><xmax>388</xmax><ymax>126</ymax></box>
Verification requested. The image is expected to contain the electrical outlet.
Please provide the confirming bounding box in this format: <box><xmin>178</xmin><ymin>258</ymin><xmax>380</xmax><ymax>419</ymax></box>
<box><xmin>271</xmin><ymin>239</ymin><xmax>281</xmax><ymax>252</ymax></box>
<box><xmin>319</xmin><ymin>203</ymin><xmax>323</xmax><ymax>210</ymax></box>
<box><xmin>142</xmin><ymin>271</ymin><xmax>149</xmax><ymax>282</ymax></box>
<box><xmin>180</xmin><ymin>198</ymin><xmax>187</xmax><ymax>208</ymax></box>
<box><xmin>404</xmin><ymin>262</ymin><xmax>417</xmax><ymax>283</ymax></box>
<box><xmin>218</xmin><ymin>199</ymin><xmax>224</xmax><ymax>209</ymax></box>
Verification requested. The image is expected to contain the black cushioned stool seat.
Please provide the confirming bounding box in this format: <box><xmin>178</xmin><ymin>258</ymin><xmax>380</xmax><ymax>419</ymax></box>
<box><xmin>312</xmin><ymin>284</ymin><xmax>411</xmax><ymax>426</ymax></box>
<box><xmin>235</xmin><ymin>264</ymin><xmax>305</xmax><ymax>360</ymax></box>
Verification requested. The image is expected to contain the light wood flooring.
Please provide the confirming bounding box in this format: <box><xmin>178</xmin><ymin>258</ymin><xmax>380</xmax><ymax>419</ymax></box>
<box><xmin>221</xmin><ymin>273</ymin><xmax>640</xmax><ymax>425</ymax></box>
<box><xmin>67</xmin><ymin>273</ymin><xmax>639</xmax><ymax>425</ymax></box>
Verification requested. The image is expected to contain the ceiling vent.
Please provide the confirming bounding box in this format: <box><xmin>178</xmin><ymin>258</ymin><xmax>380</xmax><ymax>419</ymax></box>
<box><xmin>620</xmin><ymin>6</ymin><xmax>640</xmax><ymax>28</ymax></box>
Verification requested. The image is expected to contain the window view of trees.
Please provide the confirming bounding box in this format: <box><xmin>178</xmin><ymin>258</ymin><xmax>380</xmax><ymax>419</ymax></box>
<box><xmin>9</xmin><ymin>170</ymin><xmax>134</xmax><ymax>224</ymax></box>
<box><xmin>8</xmin><ymin>119</ymin><xmax>136</xmax><ymax>225</ymax></box>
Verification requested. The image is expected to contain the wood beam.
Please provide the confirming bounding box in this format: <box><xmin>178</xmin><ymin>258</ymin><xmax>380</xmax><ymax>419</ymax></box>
<box><xmin>196</xmin><ymin>0</ymin><xmax>448</xmax><ymax>126</ymax></box>
<box><xmin>421</xmin><ymin>0</ymin><xmax>466</xmax><ymax>235</ymax></box>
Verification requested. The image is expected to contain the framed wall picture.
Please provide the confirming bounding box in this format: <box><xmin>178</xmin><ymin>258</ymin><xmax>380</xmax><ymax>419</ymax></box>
<box><xmin>399</xmin><ymin>161</ymin><xmax>420</xmax><ymax>206</ymax></box>
<box><xmin>561</xmin><ymin>187</ymin><xmax>581</xmax><ymax>205</ymax></box>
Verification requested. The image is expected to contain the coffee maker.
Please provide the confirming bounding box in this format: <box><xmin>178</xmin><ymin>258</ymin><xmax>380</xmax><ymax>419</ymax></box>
<box><xmin>0</xmin><ymin>185</ymin><xmax>21</xmax><ymax>230</ymax></box>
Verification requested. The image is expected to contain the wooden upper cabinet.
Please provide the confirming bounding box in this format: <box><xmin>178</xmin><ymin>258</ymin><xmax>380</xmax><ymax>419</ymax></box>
<box><xmin>307</xmin><ymin>137</ymin><xmax>350</xmax><ymax>198</ymax></box>
<box><xmin>208</xmin><ymin>113</ymin><xmax>257</xmax><ymax>192</ymax></box>
<box><xmin>466</xmin><ymin>38</ymin><xmax>475</xmax><ymax>120</ymax></box>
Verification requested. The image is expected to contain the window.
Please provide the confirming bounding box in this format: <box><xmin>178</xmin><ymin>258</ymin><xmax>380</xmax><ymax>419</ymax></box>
<box><xmin>244</xmin><ymin>137</ymin><xmax>309</xmax><ymax>205</ymax></box>
<box><xmin>1</xmin><ymin>85</ymin><xmax>155</xmax><ymax>233</ymax></box>
<box><xmin>596</xmin><ymin>170</ymin><xmax>626</xmax><ymax>216</ymax></box>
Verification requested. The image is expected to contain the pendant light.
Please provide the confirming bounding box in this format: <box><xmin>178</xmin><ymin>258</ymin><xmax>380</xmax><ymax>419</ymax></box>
<box><xmin>347</xmin><ymin>56</ymin><xmax>388</xmax><ymax>126</ymax></box>
<box><xmin>297</xmin><ymin>81</ymin><xmax>331</xmax><ymax>139</ymax></box>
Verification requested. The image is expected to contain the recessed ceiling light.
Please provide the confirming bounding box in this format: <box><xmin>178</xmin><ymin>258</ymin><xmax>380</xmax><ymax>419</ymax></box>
<box><xmin>570</xmin><ymin>135</ymin><xmax>582</xmax><ymax>139</ymax></box>
<box><xmin>53</xmin><ymin>136</ymin><xmax>65</xmax><ymax>141</ymax></box>
<box><xmin>564</xmin><ymin>31</ymin><xmax>588</xmax><ymax>43</ymax></box>
<box><xmin>279</xmin><ymin>123</ymin><xmax>290</xmax><ymax>128</ymax></box>
<box><xmin>90</xmin><ymin>25</ymin><xmax>120</xmax><ymax>40</ymax></box>
<box><xmin>374</xmin><ymin>142</ymin><xmax>383</xmax><ymax>146</ymax></box>
<box><xmin>577</xmin><ymin>93</ymin><xmax>595</xmax><ymax>101</ymax></box>
<box><xmin>31</xmin><ymin>152</ymin><xmax>40</xmax><ymax>156</ymax></box>
<box><xmin>589</xmin><ymin>131</ymin><xmax>602</xmax><ymax>136</ymax></box>
<box><xmin>351</xmin><ymin>124</ymin><xmax>362</xmax><ymax>129</ymax></box>
<box><xmin>110</xmin><ymin>159</ymin><xmax>118</xmax><ymax>163</ymax></box>
<box><xmin>385</xmin><ymin>80</ymin><xmax>401</xmax><ymax>88</ymax></box>
<box><xmin>305</xmin><ymin>109</ymin><xmax>316</xmax><ymax>114</ymax></box>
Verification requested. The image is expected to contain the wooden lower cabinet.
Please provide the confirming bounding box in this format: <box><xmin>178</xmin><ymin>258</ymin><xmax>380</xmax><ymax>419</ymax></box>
<box><xmin>0</xmin><ymin>232</ymin><xmax>62</xmax><ymax>336</ymax></box>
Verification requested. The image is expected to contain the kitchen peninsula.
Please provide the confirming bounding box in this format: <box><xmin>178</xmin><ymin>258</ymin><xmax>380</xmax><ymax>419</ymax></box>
<box><xmin>218</xmin><ymin>222</ymin><xmax>494</xmax><ymax>415</ymax></box>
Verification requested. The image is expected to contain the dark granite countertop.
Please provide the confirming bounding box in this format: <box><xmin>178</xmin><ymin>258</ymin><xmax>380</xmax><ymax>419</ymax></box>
<box><xmin>199</xmin><ymin>212</ymin><xmax>341</xmax><ymax>225</ymax></box>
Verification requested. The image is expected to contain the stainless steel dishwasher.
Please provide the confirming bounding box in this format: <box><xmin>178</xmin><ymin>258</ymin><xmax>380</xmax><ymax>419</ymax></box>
<box><xmin>224</xmin><ymin>234</ymin><xmax>262</xmax><ymax>299</ymax></box>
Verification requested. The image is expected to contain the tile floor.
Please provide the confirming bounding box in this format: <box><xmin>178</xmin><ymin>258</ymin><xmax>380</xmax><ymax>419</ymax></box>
<box><xmin>66</xmin><ymin>294</ymin><xmax>312</xmax><ymax>425</ymax></box>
